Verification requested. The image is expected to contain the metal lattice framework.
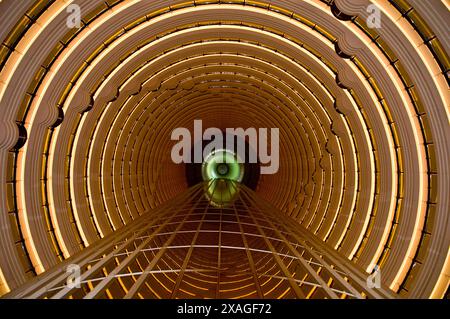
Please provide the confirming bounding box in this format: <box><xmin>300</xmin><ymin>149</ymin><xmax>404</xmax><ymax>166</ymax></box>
<box><xmin>7</xmin><ymin>181</ymin><xmax>395</xmax><ymax>299</ymax></box>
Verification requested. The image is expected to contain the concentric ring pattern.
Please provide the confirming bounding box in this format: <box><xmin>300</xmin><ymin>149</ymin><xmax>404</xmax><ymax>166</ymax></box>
<box><xmin>0</xmin><ymin>0</ymin><xmax>448</xmax><ymax>298</ymax></box>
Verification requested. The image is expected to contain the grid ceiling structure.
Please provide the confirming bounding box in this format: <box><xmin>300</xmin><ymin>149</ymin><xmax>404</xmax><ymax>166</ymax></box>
<box><xmin>8</xmin><ymin>181</ymin><xmax>394</xmax><ymax>299</ymax></box>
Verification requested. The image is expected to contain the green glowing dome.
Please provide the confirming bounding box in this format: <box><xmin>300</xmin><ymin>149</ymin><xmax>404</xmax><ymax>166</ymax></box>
<box><xmin>202</xmin><ymin>149</ymin><xmax>244</xmax><ymax>206</ymax></box>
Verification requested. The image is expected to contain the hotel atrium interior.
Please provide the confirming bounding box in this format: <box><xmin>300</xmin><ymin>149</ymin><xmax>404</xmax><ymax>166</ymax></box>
<box><xmin>0</xmin><ymin>0</ymin><xmax>448</xmax><ymax>299</ymax></box>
